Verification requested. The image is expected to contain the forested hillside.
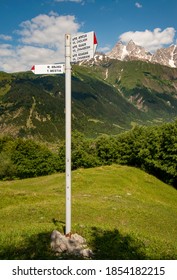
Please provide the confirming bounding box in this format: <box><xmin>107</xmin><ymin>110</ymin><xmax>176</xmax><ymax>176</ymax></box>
<box><xmin>0</xmin><ymin>59</ymin><xmax>177</xmax><ymax>141</ymax></box>
<box><xmin>0</xmin><ymin>121</ymin><xmax>176</xmax><ymax>188</ymax></box>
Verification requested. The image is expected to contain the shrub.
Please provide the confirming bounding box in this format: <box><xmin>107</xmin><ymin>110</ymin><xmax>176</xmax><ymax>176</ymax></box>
<box><xmin>0</xmin><ymin>151</ymin><xmax>17</xmax><ymax>180</ymax></box>
<box><xmin>11</xmin><ymin>139</ymin><xmax>60</xmax><ymax>178</ymax></box>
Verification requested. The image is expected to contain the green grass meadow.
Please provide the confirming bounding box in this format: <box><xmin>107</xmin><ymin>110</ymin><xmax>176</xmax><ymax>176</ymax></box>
<box><xmin>0</xmin><ymin>165</ymin><xmax>177</xmax><ymax>260</ymax></box>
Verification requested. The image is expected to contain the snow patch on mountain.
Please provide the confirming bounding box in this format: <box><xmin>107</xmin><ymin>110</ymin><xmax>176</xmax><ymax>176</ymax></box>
<box><xmin>106</xmin><ymin>41</ymin><xmax>177</xmax><ymax>68</ymax></box>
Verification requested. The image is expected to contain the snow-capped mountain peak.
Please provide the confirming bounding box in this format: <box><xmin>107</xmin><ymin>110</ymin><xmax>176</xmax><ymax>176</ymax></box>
<box><xmin>151</xmin><ymin>44</ymin><xmax>177</xmax><ymax>68</ymax></box>
<box><xmin>106</xmin><ymin>40</ymin><xmax>177</xmax><ymax>68</ymax></box>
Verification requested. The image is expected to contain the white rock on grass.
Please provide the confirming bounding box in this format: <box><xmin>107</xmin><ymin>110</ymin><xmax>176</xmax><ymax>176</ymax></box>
<box><xmin>51</xmin><ymin>230</ymin><xmax>93</xmax><ymax>258</ymax></box>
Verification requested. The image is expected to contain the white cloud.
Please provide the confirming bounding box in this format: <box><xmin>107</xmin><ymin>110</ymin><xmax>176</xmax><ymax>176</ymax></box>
<box><xmin>18</xmin><ymin>13</ymin><xmax>80</xmax><ymax>48</ymax></box>
<box><xmin>119</xmin><ymin>27</ymin><xmax>176</xmax><ymax>52</ymax></box>
<box><xmin>0</xmin><ymin>44</ymin><xmax>15</xmax><ymax>57</ymax></box>
<box><xmin>0</xmin><ymin>12</ymin><xmax>81</xmax><ymax>72</ymax></box>
<box><xmin>0</xmin><ymin>34</ymin><xmax>12</xmax><ymax>41</ymax></box>
<box><xmin>0</xmin><ymin>45</ymin><xmax>64</xmax><ymax>73</ymax></box>
<box><xmin>135</xmin><ymin>2</ymin><xmax>142</xmax><ymax>8</ymax></box>
<box><xmin>97</xmin><ymin>45</ymin><xmax>111</xmax><ymax>53</ymax></box>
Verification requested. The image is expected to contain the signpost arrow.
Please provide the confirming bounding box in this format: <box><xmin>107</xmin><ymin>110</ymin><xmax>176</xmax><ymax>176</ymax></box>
<box><xmin>31</xmin><ymin>64</ymin><xmax>65</xmax><ymax>75</ymax></box>
<box><xmin>93</xmin><ymin>32</ymin><xmax>98</xmax><ymax>54</ymax></box>
<box><xmin>71</xmin><ymin>31</ymin><xmax>98</xmax><ymax>62</ymax></box>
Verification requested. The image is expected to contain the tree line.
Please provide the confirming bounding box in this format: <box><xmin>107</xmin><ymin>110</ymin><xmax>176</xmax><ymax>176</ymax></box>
<box><xmin>0</xmin><ymin>120</ymin><xmax>176</xmax><ymax>188</ymax></box>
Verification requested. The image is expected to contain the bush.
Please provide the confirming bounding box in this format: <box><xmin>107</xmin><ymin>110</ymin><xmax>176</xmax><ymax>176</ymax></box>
<box><xmin>0</xmin><ymin>151</ymin><xmax>17</xmax><ymax>180</ymax></box>
<box><xmin>0</xmin><ymin>120</ymin><xmax>176</xmax><ymax>187</ymax></box>
<box><xmin>95</xmin><ymin>121</ymin><xmax>177</xmax><ymax>187</ymax></box>
<box><xmin>11</xmin><ymin>139</ymin><xmax>60</xmax><ymax>178</ymax></box>
<box><xmin>58</xmin><ymin>131</ymin><xmax>100</xmax><ymax>171</ymax></box>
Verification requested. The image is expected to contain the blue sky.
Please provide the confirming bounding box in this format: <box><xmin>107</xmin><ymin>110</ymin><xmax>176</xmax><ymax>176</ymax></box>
<box><xmin>0</xmin><ymin>0</ymin><xmax>177</xmax><ymax>72</ymax></box>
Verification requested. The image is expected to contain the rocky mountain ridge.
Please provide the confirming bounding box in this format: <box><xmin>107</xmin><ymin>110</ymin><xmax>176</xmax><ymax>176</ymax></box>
<box><xmin>106</xmin><ymin>40</ymin><xmax>177</xmax><ymax>68</ymax></box>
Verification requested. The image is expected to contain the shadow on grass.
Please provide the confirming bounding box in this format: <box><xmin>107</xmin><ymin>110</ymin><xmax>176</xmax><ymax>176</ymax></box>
<box><xmin>0</xmin><ymin>231</ymin><xmax>58</xmax><ymax>260</ymax></box>
<box><xmin>0</xmin><ymin>227</ymin><xmax>175</xmax><ymax>260</ymax></box>
<box><xmin>90</xmin><ymin>227</ymin><xmax>147</xmax><ymax>260</ymax></box>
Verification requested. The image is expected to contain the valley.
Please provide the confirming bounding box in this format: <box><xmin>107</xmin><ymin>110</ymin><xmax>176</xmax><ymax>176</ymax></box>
<box><xmin>0</xmin><ymin>59</ymin><xmax>177</xmax><ymax>142</ymax></box>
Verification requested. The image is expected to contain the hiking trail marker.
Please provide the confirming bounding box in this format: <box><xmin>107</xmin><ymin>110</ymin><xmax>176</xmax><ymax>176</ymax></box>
<box><xmin>71</xmin><ymin>31</ymin><xmax>98</xmax><ymax>62</ymax></box>
<box><xmin>31</xmin><ymin>64</ymin><xmax>65</xmax><ymax>75</ymax></box>
<box><xmin>31</xmin><ymin>31</ymin><xmax>98</xmax><ymax>236</ymax></box>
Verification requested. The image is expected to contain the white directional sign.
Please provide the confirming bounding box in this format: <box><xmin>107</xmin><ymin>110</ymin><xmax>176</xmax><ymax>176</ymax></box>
<box><xmin>71</xmin><ymin>31</ymin><xmax>98</xmax><ymax>62</ymax></box>
<box><xmin>31</xmin><ymin>64</ymin><xmax>65</xmax><ymax>75</ymax></box>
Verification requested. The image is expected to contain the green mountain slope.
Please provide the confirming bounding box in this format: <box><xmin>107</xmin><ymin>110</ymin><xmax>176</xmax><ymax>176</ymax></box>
<box><xmin>0</xmin><ymin>165</ymin><xmax>176</xmax><ymax>259</ymax></box>
<box><xmin>86</xmin><ymin>59</ymin><xmax>177</xmax><ymax>118</ymax></box>
<box><xmin>0</xmin><ymin>60</ymin><xmax>177</xmax><ymax>142</ymax></box>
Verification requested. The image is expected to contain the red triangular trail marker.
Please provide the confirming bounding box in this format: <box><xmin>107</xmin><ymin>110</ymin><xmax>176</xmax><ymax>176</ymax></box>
<box><xmin>94</xmin><ymin>33</ymin><xmax>98</xmax><ymax>45</ymax></box>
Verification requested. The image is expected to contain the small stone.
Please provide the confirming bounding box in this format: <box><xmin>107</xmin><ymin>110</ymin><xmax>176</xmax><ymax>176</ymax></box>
<box><xmin>51</xmin><ymin>230</ymin><xmax>58</xmax><ymax>240</ymax></box>
<box><xmin>81</xmin><ymin>249</ymin><xmax>93</xmax><ymax>258</ymax></box>
<box><xmin>59</xmin><ymin>242</ymin><xmax>67</xmax><ymax>252</ymax></box>
<box><xmin>71</xmin><ymin>233</ymin><xmax>86</xmax><ymax>244</ymax></box>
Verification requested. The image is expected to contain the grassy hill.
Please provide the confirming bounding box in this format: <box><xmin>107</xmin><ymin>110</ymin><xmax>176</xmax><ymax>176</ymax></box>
<box><xmin>0</xmin><ymin>165</ymin><xmax>177</xmax><ymax>260</ymax></box>
<box><xmin>0</xmin><ymin>60</ymin><xmax>177</xmax><ymax>142</ymax></box>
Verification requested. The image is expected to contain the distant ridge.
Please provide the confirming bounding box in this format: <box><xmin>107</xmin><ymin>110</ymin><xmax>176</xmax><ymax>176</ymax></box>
<box><xmin>106</xmin><ymin>40</ymin><xmax>177</xmax><ymax>68</ymax></box>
